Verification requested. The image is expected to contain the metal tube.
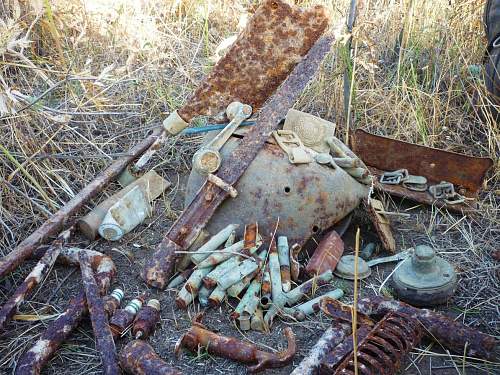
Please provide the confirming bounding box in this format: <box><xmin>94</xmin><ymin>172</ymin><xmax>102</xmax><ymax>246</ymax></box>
<box><xmin>198</xmin><ymin>286</ymin><xmax>213</xmax><ymax>307</ymax></box>
<box><xmin>167</xmin><ymin>268</ymin><xmax>194</xmax><ymax>289</ymax></box>
<box><xmin>226</xmin><ymin>250</ymin><xmax>267</xmax><ymax>297</ymax></box>
<box><xmin>217</xmin><ymin>258</ymin><xmax>259</xmax><ymax>290</ymax></box>
<box><xmin>185</xmin><ymin>267</ymin><xmax>213</xmax><ymax>294</ymax></box>
<box><xmin>208</xmin><ymin>286</ymin><xmax>226</xmax><ymax>307</ymax></box>
<box><xmin>190</xmin><ymin>224</ymin><xmax>238</xmax><ymax>264</ymax></box>
<box><xmin>233</xmin><ymin>278</ymin><xmax>262</xmax><ymax>319</ymax></box>
<box><xmin>132</xmin><ymin>299</ymin><xmax>161</xmax><ymax>339</ymax></box>
<box><xmin>195</xmin><ymin>240</ymin><xmax>244</xmax><ymax>268</ymax></box>
<box><xmin>292</xmin><ymin>289</ymin><xmax>344</xmax><ymax>316</ymax></box>
<box><xmin>264</xmin><ymin>240</ymin><xmax>287</xmax><ymax>326</ymax></box>
<box><xmin>277</xmin><ymin>236</ymin><xmax>291</xmax><ymax>292</ymax></box>
<box><xmin>285</xmin><ymin>270</ymin><xmax>333</xmax><ymax>306</ymax></box>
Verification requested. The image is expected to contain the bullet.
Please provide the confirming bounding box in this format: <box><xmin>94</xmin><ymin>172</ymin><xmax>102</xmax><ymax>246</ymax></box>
<box><xmin>132</xmin><ymin>299</ymin><xmax>161</xmax><ymax>339</ymax></box>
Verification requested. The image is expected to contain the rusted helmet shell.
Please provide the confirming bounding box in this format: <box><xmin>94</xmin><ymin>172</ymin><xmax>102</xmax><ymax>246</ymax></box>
<box><xmin>185</xmin><ymin>134</ymin><xmax>368</xmax><ymax>244</ymax></box>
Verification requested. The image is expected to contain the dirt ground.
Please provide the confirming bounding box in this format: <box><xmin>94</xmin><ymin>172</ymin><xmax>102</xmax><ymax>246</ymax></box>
<box><xmin>1</xmin><ymin>166</ymin><xmax>498</xmax><ymax>374</ymax></box>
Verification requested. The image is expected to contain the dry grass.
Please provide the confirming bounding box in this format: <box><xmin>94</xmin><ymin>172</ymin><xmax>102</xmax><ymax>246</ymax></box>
<box><xmin>0</xmin><ymin>0</ymin><xmax>499</xmax><ymax>374</ymax></box>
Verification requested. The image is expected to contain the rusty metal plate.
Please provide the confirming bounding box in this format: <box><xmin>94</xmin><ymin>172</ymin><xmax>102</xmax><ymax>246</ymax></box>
<box><xmin>142</xmin><ymin>32</ymin><xmax>336</xmax><ymax>289</ymax></box>
<box><xmin>352</xmin><ymin>130</ymin><xmax>493</xmax><ymax>211</ymax></box>
<box><xmin>177</xmin><ymin>0</ymin><xmax>329</xmax><ymax>122</ymax></box>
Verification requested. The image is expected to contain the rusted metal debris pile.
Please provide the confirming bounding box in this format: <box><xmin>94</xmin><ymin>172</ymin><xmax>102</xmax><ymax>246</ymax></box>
<box><xmin>0</xmin><ymin>0</ymin><xmax>497</xmax><ymax>374</ymax></box>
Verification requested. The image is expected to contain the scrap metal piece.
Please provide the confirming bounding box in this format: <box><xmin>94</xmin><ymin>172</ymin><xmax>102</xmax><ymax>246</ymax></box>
<box><xmin>285</xmin><ymin>270</ymin><xmax>333</xmax><ymax>306</ymax></box>
<box><xmin>190</xmin><ymin>224</ymin><xmax>238</xmax><ymax>264</ymax></box>
<box><xmin>366</xmin><ymin>198</ymin><xmax>396</xmax><ymax>253</ymax></box>
<box><xmin>289</xmin><ymin>243</ymin><xmax>302</xmax><ymax>282</ymax></box>
<box><xmin>332</xmin><ymin>312</ymin><xmax>423</xmax><ymax>375</ymax></box>
<box><xmin>110</xmin><ymin>296</ymin><xmax>144</xmax><ymax>339</ymax></box>
<box><xmin>132</xmin><ymin>299</ymin><xmax>161</xmax><ymax>339</ymax></box>
<box><xmin>429</xmin><ymin>181</ymin><xmax>455</xmax><ymax>199</ymax></box>
<box><xmin>273</xmin><ymin>129</ymin><xmax>314</xmax><ymax>164</ymax></box>
<box><xmin>379</xmin><ymin>169</ymin><xmax>409</xmax><ymax>185</ymax></box>
<box><xmin>290</xmin><ymin>289</ymin><xmax>343</xmax><ymax>317</ymax></box>
<box><xmin>193</xmin><ymin>102</ymin><xmax>252</xmax><ymax>175</ymax></box>
<box><xmin>176</xmin><ymin>0</ymin><xmax>329</xmax><ymax>122</ymax></box>
<box><xmin>402</xmin><ymin>175</ymin><xmax>428</xmax><ymax>191</ymax></box>
<box><xmin>356</xmin><ymin>296</ymin><xmax>498</xmax><ymax>360</ymax></box>
<box><xmin>1</xmin><ymin>128</ymin><xmax>162</xmax><ymax>279</ymax></box>
<box><xmin>103</xmin><ymin>288</ymin><xmax>124</xmax><ymax>318</ymax></box>
<box><xmin>198</xmin><ymin>286</ymin><xmax>213</xmax><ymax>307</ymax></box>
<box><xmin>208</xmin><ymin>286</ymin><xmax>226</xmax><ymax>307</ymax></box>
<box><xmin>120</xmin><ymin>340</ymin><xmax>181</xmax><ymax>375</ymax></box>
<box><xmin>206</xmin><ymin>173</ymin><xmax>238</xmax><ymax>198</ymax></box>
<box><xmin>142</xmin><ymin>31</ymin><xmax>339</xmax><ymax>289</ymax></box>
<box><xmin>167</xmin><ymin>269</ymin><xmax>194</xmax><ymax>289</ymax></box>
<box><xmin>352</xmin><ymin>129</ymin><xmax>494</xmax><ymax>212</ymax></box>
<box><xmin>305</xmin><ymin>229</ymin><xmax>344</xmax><ymax>276</ymax></box>
<box><xmin>250</xmin><ymin>308</ymin><xmax>267</xmax><ymax>332</ymax></box>
<box><xmin>175</xmin><ymin>319</ymin><xmax>296</xmax><ymax>373</ymax></box>
<box><xmin>0</xmin><ymin>228</ymin><xmax>72</xmax><ymax>331</ymax></box>
<box><xmin>277</xmin><ymin>236</ymin><xmax>291</xmax><ymax>292</ymax></box>
<box><xmin>15</xmin><ymin>248</ymin><xmax>116</xmax><ymax>375</ymax></box>
<box><xmin>264</xmin><ymin>239</ymin><xmax>288</xmax><ymax>326</ymax></box>
<box><xmin>79</xmin><ymin>252</ymin><xmax>119</xmax><ymax>375</ymax></box>
<box><xmin>233</xmin><ymin>277</ymin><xmax>262</xmax><ymax>320</ymax></box>
<box><xmin>320</xmin><ymin>297</ymin><xmax>375</xmax><ymax>328</ymax></box>
<box><xmin>78</xmin><ymin>170</ymin><xmax>170</xmax><ymax>240</ymax></box>
<box><xmin>291</xmin><ymin>322</ymin><xmax>351</xmax><ymax>375</ymax></box>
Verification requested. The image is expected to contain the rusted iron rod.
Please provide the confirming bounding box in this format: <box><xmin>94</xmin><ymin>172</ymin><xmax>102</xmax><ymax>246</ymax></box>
<box><xmin>79</xmin><ymin>252</ymin><xmax>119</xmax><ymax>375</ymax></box>
<box><xmin>142</xmin><ymin>32</ymin><xmax>337</xmax><ymax>289</ymax></box>
<box><xmin>15</xmin><ymin>248</ymin><xmax>116</xmax><ymax>375</ymax></box>
<box><xmin>0</xmin><ymin>128</ymin><xmax>161</xmax><ymax>279</ymax></box>
<box><xmin>175</xmin><ymin>319</ymin><xmax>296</xmax><ymax>373</ymax></box>
<box><xmin>291</xmin><ymin>322</ymin><xmax>351</xmax><ymax>375</ymax></box>
<box><xmin>0</xmin><ymin>228</ymin><xmax>72</xmax><ymax>331</ymax></box>
<box><xmin>357</xmin><ymin>296</ymin><xmax>497</xmax><ymax>360</ymax></box>
<box><xmin>120</xmin><ymin>340</ymin><xmax>181</xmax><ymax>375</ymax></box>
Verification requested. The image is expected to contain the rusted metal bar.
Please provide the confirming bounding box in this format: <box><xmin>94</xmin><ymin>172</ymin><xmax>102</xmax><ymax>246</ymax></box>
<box><xmin>15</xmin><ymin>248</ymin><xmax>116</xmax><ymax>375</ymax></box>
<box><xmin>79</xmin><ymin>251</ymin><xmax>119</xmax><ymax>375</ymax></box>
<box><xmin>132</xmin><ymin>299</ymin><xmax>161</xmax><ymax>339</ymax></box>
<box><xmin>352</xmin><ymin>129</ymin><xmax>493</xmax><ymax>212</ymax></box>
<box><xmin>305</xmin><ymin>229</ymin><xmax>344</xmax><ymax>277</ymax></box>
<box><xmin>1</xmin><ymin>128</ymin><xmax>162</xmax><ymax>279</ymax></box>
<box><xmin>142</xmin><ymin>31</ymin><xmax>337</xmax><ymax>289</ymax></box>
<box><xmin>120</xmin><ymin>340</ymin><xmax>181</xmax><ymax>375</ymax></box>
<box><xmin>0</xmin><ymin>228</ymin><xmax>72</xmax><ymax>331</ymax></box>
<box><xmin>291</xmin><ymin>322</ymin><xmax>351</xmax><ymax>375</ymax></box>
<box><xmin>110</xmin><ymin>296</ymin><xmax>145</xmax><ymax>339</ymax></box>
<box><xmin>356</xmin><ymin>296</ymin><xmax>497</xmax><ymax>360</ymax></box>
<box><xmin>175</xmin><ymin>318</ymin><xmax>296</xmax><ymax>373</ymax></box>
<box><xmin>332</xmin><ymin>312</ymin><xmax>423</xmax><ymax>374</ymax></box>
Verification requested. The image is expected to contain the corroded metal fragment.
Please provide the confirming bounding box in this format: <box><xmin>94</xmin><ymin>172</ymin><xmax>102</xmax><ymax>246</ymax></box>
<box><xmin>132</xmin><ymin>299</ymin><xmax>161</xmax><ymax>339</ymax></box>
<box><xmin>175</xmin><ymin>319</ymin><xmax>296</xmax><ymax>373</ymax></box>
<box><xmin>352</xmin><ymin>129</ymin><xmax>493</xmax><ymax>212</ymax></box>
<box><xmin>120</xmin><ymin>340</ymin><xmax>181</xmax><ymax>375</ymax></box>
<box><xmin>15</xmin><ymin>248</ymin><xmax>116</xmax><ymax>375</ymax></box>
<box><xmin>0</xmin><ymin>128</ymin><xmax>162</xmax><ymax>279</ymax></box>
<box><xmin>356</xmin><ymin>296</ymin><xmax>498</xmax><ymax>360</ymax></box>
<box><xmin>0</xmin><ymin>228</ymin><xmax>72</xmax><ymax>331</ymax></box>
<box><xmin>110</xmin><ymin>296</ymin><xmax>145</xmax><ymax>339</ymax></box>
<box><xmin>79</xmin><ymin>252</ymin><xmax>119</xmax><ymax>375</ymax></box>
<box><xmin>142</xmin><ymin>30</ymin><xmax>337</xmax><ymax>289</ymax></box>
<box><xmin>305</xmin><ymin>230</ymin><xmax>344</xmax><ymax>276</ymax></box>
<box><xmin>291</xmin><ymin>322</ymin><xmax>351</xmax><ymax>375</ymax></box>
<box><xmin>103</xmin><ymin>289</ymin><xmax>124</xmax><ymax>318</ymax></box>
<box><xmin>177</xmin><ymin>0</ymin><xmax>329</xmax><ymax>122</ymax></box>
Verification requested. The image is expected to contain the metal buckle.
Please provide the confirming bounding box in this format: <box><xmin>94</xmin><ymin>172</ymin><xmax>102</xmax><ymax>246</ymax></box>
<box><xmin>443</xmin><ymin>192</ymin><xmax>465</xmax><ymax>205</ymax></box>
<box><xmin>402</xmin><ymin>175</ymin><xmax>428</xmax><ymax>192</ymax></box>
<box><xmin>273</xmin><ymin>130</ymin><xmax>313</xmax><ymax>164</ymax></box>
<box><xmin>380</xmin><ymin>169</ymin><xmax>409</xmax><ymax>185</ymax></box>
<box><xmin>429</xmin><ymin>181</ymin><xmax>455</xmax><ymax>199</ymax></box>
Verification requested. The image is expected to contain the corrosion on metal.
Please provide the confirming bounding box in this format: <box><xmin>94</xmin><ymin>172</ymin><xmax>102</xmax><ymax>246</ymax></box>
<box><xmin>291</xmin><ymin>322</ymin><xmax>351</xmax><ymax>375</ymax></box>
<box><xmin>132</xmin><ymin>299</ymin><xmax>161</xmax><ymax>339</ymax></box>
<box><xmin>332</xmin><ymin>312</ymin><xmax>423</xmax><ymax>375</ymax></box>
<box><xmin>103</xmin><ymin>289</ymin><xmax>124</xmax><ymax>318</ymax></box>
<box><xmin>352</xmin><ymin>129</ymin><xmax>493</xmax><ymax>212</ymax></box>
<box><xmin>110</xmin><ymin>295</ymin><xmax>145</xmax><ymax>339</ymax></box>
<box><xmin>142</xmin><ymin>30</ymin><xmax>337</xmax><ymax>289</ymax></box>
<box><xmin>119</xmin><ymin>340</ymin><xmax>181</xmax><ymax>375</ymax></box>
<box><xmin>0</xmin><ymin>128</ymin><xmax>162</xmax><ymax>279</ymax></box>
<box><xmin>305</xmin><ymin>229</ymin><xmax>344</xmax><ymax>276</ymax></box>
<box><xmin>320</xmin><ymin>297</ymin><xmax>374</xmax><ymax>327</ymax></box>
<box><xmin>15</xmin><ymin>248</ymin><xmax>116</xmax><ymax>375</ymax></box>
<box><xmin>365</xmin><ymin>198</ymin><xmax>396</xmax><ymax>252</ymax></box>
<box><xmin>177</xmin><ymin>0</ymin><xmax>329</xmax><ymax>122</ymax></box>
<box><xmin>79</xmin><ymin>252</ymin><xmax>119</xmax><ymax>375</ymax></box>
<box><xmin>175</xmin><ymin>317</ymin><xmax>296</xmax><ymax>373</ymax></box>
<box><xmin>0</xmin><ymin>228</ymin><xmax>72</xmax><ymax>331</ymax></box>
<box><xmin>355</xmin><ymin>296</ymin><xmax>497</xmax><ymax>360</ymax></box>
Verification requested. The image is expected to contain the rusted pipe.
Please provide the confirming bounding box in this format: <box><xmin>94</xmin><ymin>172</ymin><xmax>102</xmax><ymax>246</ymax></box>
<box><xmin>132</xmin><ymin>299</ymin><xmax>161</xmax><ymax>339</ymax></box>
<box><xmin>79</xmin><ymin>251</ymin><xmax>119</xmax><ymax>375</ymax></box>
<box><xmin>175</xmin><ymin>320</ymin><xmax>296</xmax><ymax>373</ymax></box>
<box><xmin>291</xmin><ymin>322</ymin><xmax>351</xmax><ymax>375</ymax></box>
<box><xmin>1</xmin><ymin>128</ymin><xmax>162</xmax><ymax>279</ymax></box>
<box><xmin>15</xmin><ymin>248</ymin><xmax>116</xmax><ymax>375</ymax></box>
<box><xmin>356</xmin><ymin>296</ymin><xmax>497</xmax><ymax>360</ymax></box>
<box><xmin>0</xmin><ymin>227</ymin><xmax>72</xmax><ymax>331</ymax></box>
<box><xmin>120</xmin><ymin>340</ymin><xmax>181</xmax><ymax>375</ymax></box>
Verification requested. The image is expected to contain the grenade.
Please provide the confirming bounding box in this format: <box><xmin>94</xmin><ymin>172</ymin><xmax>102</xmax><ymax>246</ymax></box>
<box><xmin>132</xmin><ymin>299</ymin><xmax>161</xmax><ymax>339</ymax></box>
<box><xmin>103</xmin><ymin>288</ymin><xmax>124</xmax><ymax>318</ymax></box>
<box><xmin>110</xmin><ymin>296</ymin><xmax>144</xmax><ymax>339</ymax></box>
